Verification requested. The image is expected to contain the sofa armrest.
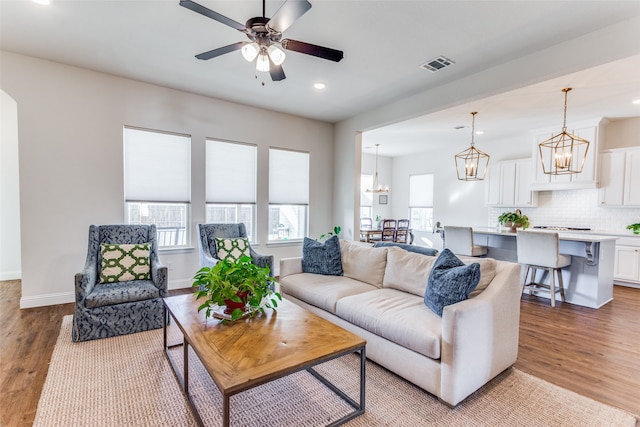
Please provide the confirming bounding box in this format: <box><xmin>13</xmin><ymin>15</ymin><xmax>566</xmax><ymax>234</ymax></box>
<box><xmin>150</xmin><ymin>253</ymin><xmax>168</xmax><ymax>297</ymax></box>
<box><xmin>279</xmin><ymin>257</ymin><xmax>303</xmax><ymax>279</ymax></box>
<box><xmin>74</xmin><ymin>264</ymin><xmax>97</xmax><ymax>306</ymax></box>
<box><xmin>249</xmin><ymin>247</ymin><xmax>274</xmax><ymax>276</ymax></box>
<box><xmin>439</xmin><ymin>261</ymin><xmax>521</xmax><ymax>406</ymax></box>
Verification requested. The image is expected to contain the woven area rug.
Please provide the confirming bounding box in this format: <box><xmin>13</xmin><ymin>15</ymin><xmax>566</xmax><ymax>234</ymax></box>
<box><xmin>34</xmin><ymin>315</ymin><xmax>638</xmax><ymax>427</ymax></box>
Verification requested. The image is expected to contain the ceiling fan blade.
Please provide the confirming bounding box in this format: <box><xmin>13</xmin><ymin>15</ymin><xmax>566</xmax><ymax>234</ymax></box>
<box><xmin>179</xmin><ymin>0</ymin><xmax>246</xmax><ymax>32</ymax></box>
<box><xmin>281</xmin><ymin>39</ymin><xmax>344</xmax><ymax>62</ymax></box>
<box><xmin>267</xmin><ymin>0</ymin><xmax>312</xmax><ymax>33</ymax></box>
<box><xmin>195</xmin><ymin>42</ymin><xmax>246</xmax><ymax>60</ymax></box>
<box><xmin>268</xmin><ymin>56</ymin><xmax>286</xmax><ymax>81</ymax></box>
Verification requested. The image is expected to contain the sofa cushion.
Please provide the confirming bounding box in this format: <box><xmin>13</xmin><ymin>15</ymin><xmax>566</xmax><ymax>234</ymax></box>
<box><xmin>86</xmin><ymin>280</ymin><xmax>160</xmax><ymax>308</ymax></box>
<box><xmin>382</xmin><ymin>246</ymin><xmax>436</xmax><ymax>297</ymax></box>
<box><xmin>339</xmin><ymin>239</ymin><xmax>387</xmax><ymax>287</ymax></box>
<box><xmin>424</xmin><ymin>249</ymin><xmax>480</xmax><ymax>317</ymax></box>
<box><xmin>374</xmin><ymin>241</ymin><xmax>439</xmax><ymax>256</ymax></box>
<box><xmin>458</xmin><ymin>256</ymin><xmax>497</xmax><ymax>298</ymax></box>
<box><xmin>214</xmin><ymin>237</ymin><xmax>250</xmax><ymax>262</ymax></box>
<box><xmin>99</xmin><ymin>243</ymin><xmax>150</xmax><ymax>283</ymax></box>
<box><xmin>280</xmin><ymin>273</ymin><xmax>377</xmax><ymax>313</ymax></box>
<box><xmin>301</xmin><ymin>236</ymin><xmax>343</xmax><ymax>276</ymax></box>
<box><xmin>336</xmin><ymin>288</ymin><xmax>442</xmax><ymax>359</ymax></box>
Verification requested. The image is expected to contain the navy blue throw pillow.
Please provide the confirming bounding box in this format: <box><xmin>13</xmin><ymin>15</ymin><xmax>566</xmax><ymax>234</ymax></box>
<box><xmin>301</xmin><ymin>235</ymin><xmax>344</xmax><ymax>276</ymax></box>
<box><xmin>424</xmin><ymin>249</ymin><xmax>480</xmax><ymax>317</ymax></box>
<box><xmin>373</xmin><ymin>241</ymin><xmax>439</xmax><ymax>256</ymax></box>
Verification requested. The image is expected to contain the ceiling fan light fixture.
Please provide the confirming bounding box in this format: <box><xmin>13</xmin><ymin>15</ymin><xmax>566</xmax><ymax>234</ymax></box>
<box><xmin>241</xmin><ymin>43</ymin><xmax>259</xmax><ymax>62</ymax></box>
<box><xmin>256</xmin><ymin>53</ymin><xmax>270</xmax><ymax>72</ymax></box>
<box><xmin>268</xmin><ymin>45</ymin><xmax>286</xmax><ymax>66</ymax></box>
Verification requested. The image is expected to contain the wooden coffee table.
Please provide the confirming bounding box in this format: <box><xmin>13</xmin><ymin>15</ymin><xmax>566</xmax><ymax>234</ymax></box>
<box><xmin>163</xmin><ymin>294</ymin><xmax>366</xmax><ymax>427</ymax></box>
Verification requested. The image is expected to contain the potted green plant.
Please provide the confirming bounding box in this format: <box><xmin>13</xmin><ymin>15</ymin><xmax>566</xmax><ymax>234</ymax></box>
<box><xmin>627</xmin><ymin>223</ymin><xmax>640</xmax><ymax>235</ymax></box>
<box><xmin>498</xmin><ymin>209</ymin><xmax>530</xmax><ymax>232</ymax></box>
<box><xmin>192</xmin><ymin>255</ymin><xmax>281</xmax><ymax>321</ymax></box>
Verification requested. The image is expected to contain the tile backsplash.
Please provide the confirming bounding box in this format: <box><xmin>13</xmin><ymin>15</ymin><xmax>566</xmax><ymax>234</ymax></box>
<box><xmin>488</xmin><ymin>189</ymin><xmax>640</xmax><ymax>233</ymax></box>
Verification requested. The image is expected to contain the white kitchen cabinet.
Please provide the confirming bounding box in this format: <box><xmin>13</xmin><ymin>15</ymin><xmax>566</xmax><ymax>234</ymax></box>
<box><xmin>530</xmin><ymin>120</ymin><xmax>603</xmax><ymax>191</ymax></box>
<box><xmin>624</xmin><ymin>149</ymin><xmax>640</xmax><ymax>206</ymax></box>
<box><xmin>614</xmin><ymin>245</ymin><xmax>640</xmax><ymax>284</ymax></box>
<box><xmin>486</xmin><ymin>159</ymin><xmax>537</xmax><ymax>207</ymax></box>
<box><xmin>599</xmin><ymin>148</ymin><xmax>640</xmax><ymax>207</ymax></box>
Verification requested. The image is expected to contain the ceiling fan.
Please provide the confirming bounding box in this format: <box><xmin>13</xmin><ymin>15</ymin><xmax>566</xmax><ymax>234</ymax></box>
<box><xmin>179</xmin><ymin>0</ymin><xmax>344</xmax><ymax>81</ymax></box>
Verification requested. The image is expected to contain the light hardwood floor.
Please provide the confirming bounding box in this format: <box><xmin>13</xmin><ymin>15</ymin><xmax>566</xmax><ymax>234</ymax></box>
<box><xmin>1</xmin><ymin>280</ymin><xmax>639</xmax><ymax>426</ymax></box>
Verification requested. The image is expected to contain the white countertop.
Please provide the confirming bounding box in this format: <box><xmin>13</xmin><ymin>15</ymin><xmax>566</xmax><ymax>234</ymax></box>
<box><xmin>472</xmin><ymin>227</ymin><xmax>620</xmax><ymax>242</ymax></box>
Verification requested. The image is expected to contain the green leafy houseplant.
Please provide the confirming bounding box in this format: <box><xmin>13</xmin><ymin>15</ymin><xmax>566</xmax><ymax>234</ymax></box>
<box><xmin>319</xmin><ymin>226</ymin><xmax>341</xmax><ymax>241</ymax></box>
<box><xmin>192</xmin><ymin>255</ymin><xmax>281</xmax><ymax>321</ymax></box>
<box><xmin>627</xmin><ymin>223</ymin><xmax>640</xmax><ymax>235</ymax></box>
<box><xmin>498</xmin><ymin>209</ymin><xmax>530</xmax><ymax>231</ymax></box>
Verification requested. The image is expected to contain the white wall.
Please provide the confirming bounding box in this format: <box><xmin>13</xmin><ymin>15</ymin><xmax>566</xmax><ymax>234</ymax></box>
<box><xmin>360</xmin><ymin>152</ymin><xmax>392</xmax><ymax>221</ymax></box>
<box><xmin>333</xmin><ymin>17</ymin><xmax>640</xmax><ymax>237</ymax></box>
<box><xmin>0</xmin><ymin>51</ymin><xmax>335</xmax><ymax>308</ymax></box>
<box><xmin>0</xmin><ymin>90</ymin><xmax>22</xmax><ymax>280</ymax></box>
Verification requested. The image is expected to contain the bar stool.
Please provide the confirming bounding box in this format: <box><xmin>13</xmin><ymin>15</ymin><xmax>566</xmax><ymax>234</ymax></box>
<box><xmin>516</xmin><ymin>230</ymin><xmax>571</xmax><ymax>307</ymax></box>
<box><xmin>443</xmin><ymin>226</ymin><xmax>487</xmax><ymax>257</ymax></box>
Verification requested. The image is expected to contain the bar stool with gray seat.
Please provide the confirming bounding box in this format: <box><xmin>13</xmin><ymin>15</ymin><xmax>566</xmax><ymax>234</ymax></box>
<box><xmin>443</xmin><ymin>226</ymin><xmax>487</xmax><ymax>257</ymax></box>
<box><xmin>516</xmin><ymin>230</ymin><xmax>571</xmax><ymax>307</ymax></box>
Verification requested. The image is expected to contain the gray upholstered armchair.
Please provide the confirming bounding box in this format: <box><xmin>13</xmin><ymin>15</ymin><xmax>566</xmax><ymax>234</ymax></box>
<box><xmin>198</xmin><ymin>223</ymin><xmax>274</xmax><ymax>274</ymax></box>
<box><xmin>72</xmin><ymin>224</ymin><xmax>168</xmax><ymax>342</ymax></box>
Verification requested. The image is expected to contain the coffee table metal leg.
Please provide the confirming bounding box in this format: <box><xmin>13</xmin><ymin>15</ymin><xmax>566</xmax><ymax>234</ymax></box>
<box><xmin>223</xmin><ymin>395</ymin><xmax>230</xmax><ymax>427</ymax></box>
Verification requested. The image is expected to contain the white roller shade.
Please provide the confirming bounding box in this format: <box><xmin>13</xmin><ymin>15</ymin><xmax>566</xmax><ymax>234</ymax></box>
<box><xmin>206</xmin><ymin>140</ymin><xmax>256</xmax><ymax>203</ymax></box>
<box><xmin>269</xmin><ymin>148</ymin><xmax>309</xmax><ymax>205</ymax></box>
<box><xmin>124</xmin><ymin>127</ymin><xmax>191</xmax><ymax>202</ymax></box>
<box><xmin>409</xmin><ymin>174</ymin><xmax>433</xmax><ymax>207</ymax></box>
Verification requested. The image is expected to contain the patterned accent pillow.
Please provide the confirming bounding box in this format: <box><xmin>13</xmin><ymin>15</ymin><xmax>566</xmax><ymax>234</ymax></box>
<box><xmin>302</xmin><ymin>235</ymin><xmax>343</xmax><ymax>276</ymax></box>
<box><xmin>100</xmin><ymin>243</ymin><xmax>151</xmax><ymax>283</ymax></box>
<box><xmin>424</xmin><ymin>249</ymin><xmax>480</xmax><ymax>317</ymax></box>
<box><xmin>215</xmin><ymin>237</ymin><xmax>250</xmax><ymax>262</ymax></box>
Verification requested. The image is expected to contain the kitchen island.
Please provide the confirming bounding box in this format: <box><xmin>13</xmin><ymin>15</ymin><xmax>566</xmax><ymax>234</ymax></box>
<box><xmin>471</xmin><ymin>228</ymin><xmax>617</xmax><ymax>308</ymax></box>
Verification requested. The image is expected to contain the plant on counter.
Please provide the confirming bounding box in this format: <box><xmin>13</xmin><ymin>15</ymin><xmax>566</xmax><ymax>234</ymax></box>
<box><xmin>498</xmin><ymin>209</ymin><xmax>530</xmax><ymax>232</ymax></box>
<box><xmin>627</xmin><ymin>223</ymin><xmax>640</xmax><ymax>235</ymax></box>
<box><xmin>192</xmin><ymin>255</ymin><xmax>281</xmax><ymax>321</ymax></box>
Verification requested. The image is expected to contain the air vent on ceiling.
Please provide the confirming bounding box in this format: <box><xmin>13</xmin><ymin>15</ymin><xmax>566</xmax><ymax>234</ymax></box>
<box><xmin>420</xmin><ymin>56</ymin><xmax>455</xmax><ymax>73</ymax></box>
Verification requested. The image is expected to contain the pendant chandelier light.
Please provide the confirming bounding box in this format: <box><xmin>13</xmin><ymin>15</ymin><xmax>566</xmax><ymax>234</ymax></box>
<box><xmin>454</xmin><ymin>112</ymin><xmax>490</xmax><ymax>181</ymax></box>
<box><xmin>366</xmin><ymin>144</ymin><xmax>389</xmax><ymax>193</ymax></box>
<box><xmin>538</xmin><ymin>88</ymin><xmax>590</xmax><ymax>175</ymax></box>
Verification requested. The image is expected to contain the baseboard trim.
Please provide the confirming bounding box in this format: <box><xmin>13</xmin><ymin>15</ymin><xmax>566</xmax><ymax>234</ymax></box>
<box><xmin>0</xmin><ymin>270</ymin><xmax>21</xmax><ymax>281</ymax></box>
<box><xmin>20</xmin><ymin>291</ymin><xmax>75</xmax><ymax>309</ymax></box>
<box><xmin>19</xmin><ymin>279</ymin><xmax>193</xmax><ymax>308</ymax></box>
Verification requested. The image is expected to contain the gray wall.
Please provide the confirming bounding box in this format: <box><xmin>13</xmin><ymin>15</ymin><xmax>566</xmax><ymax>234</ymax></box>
<box><xmin>0</xmin><ymin>51</ymin><xmax>335</xmax><ymax>308</ymax></box>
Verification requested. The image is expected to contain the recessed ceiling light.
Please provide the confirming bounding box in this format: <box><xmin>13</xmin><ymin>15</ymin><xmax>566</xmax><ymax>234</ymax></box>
<box><xmin>633</xmin><ymin>99</ymin><xmax>640</xmax><ymax>105</ymax></box>
<box><xmin>313</xmin><ymin>82</ymin><xmax>326</xmax><ymax>90</ymax></box>
<box><xmin>475</xmin><ymin>130</ymin><xmax>485</xmax><ymax>135</ymax></box>
<box><xmin>32</xmin><ymin>0</ymin><xmax>51</xmax><ymax>5</ymax></box>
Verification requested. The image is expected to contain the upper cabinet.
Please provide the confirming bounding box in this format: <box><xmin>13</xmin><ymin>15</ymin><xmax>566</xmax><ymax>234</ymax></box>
<box><xmin>599</xmin><ymin>147</ymin><xmax>640</xmax><ymax>207</ymax></box>
<box><xmin>530</xmin><ymin>119</ymin><xmax>604</xmax><ymax>191</ymax></box>
<box><xmin>486</xmin><ymin>159</ymin><xmax>538</xmax><ymax>207</ymax></box>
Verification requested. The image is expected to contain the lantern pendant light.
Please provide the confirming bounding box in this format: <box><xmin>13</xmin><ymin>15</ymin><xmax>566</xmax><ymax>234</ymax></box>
<box><xmin>454</xmin><ymin>112</ymin><xmax>490</xmax><ymax>181</ymax></box>
<box><xmin>366</xmin><ymin>144</ymin><xmax>389</xmax><ymax>193</ymax></box>
<box><xmin>538</xmin><ymin>88</ymin><xmax>590</xmax><ymax>175</ymax></box>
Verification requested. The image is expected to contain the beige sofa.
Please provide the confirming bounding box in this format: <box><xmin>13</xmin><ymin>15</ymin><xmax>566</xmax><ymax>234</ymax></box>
<box><xmin>279</xmin><ymin>239</ymin><xmax>522</xmax><ymax>407</ymax></box>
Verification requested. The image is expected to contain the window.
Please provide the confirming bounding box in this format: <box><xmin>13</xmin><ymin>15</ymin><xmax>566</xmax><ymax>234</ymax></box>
<box><xmin>205</xmin><ymin>140</ymin><xmax>257</xmax><ymax>241</ymax></box>
<box><xmin>124</xmin><ymin>127</ymin><xmax>191</xmax><ymax>247</ymax></box>
<box><xmin>360</xmin><ymin>174</ymin><xmax>373</xmax><ymax>220</ymax></box>
<box><xmin>268</xmin><ymin>148</ymin><xmax>309</xmax><ymax>241</ymax></box>
<box><xmin>409</xmin><ymin>174</ymin><xmax>434</xmax><ymax>231</ymax></box>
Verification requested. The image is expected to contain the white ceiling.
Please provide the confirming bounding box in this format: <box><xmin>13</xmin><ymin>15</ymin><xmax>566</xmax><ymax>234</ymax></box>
<box><xmin>2</xmin><ymin>0</ymin><xmax>640</xmax><ymax>156</ymax></box>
